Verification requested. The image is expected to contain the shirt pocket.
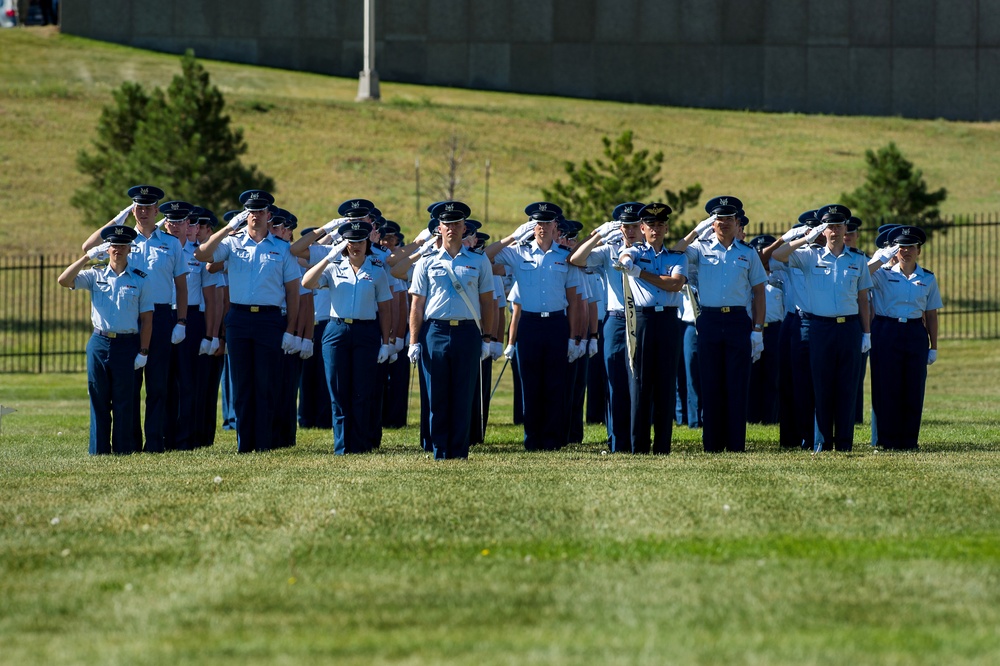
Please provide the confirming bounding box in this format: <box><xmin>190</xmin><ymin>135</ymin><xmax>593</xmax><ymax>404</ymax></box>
<box><xmin>518</xmin><ymin>261</ymin><xmax>539</xmax><ymax>286</ymax></box>
<box><xmin>699</xmin><ymin>254</ymin><xmax>720</xmax><ymax>266</ymax></box>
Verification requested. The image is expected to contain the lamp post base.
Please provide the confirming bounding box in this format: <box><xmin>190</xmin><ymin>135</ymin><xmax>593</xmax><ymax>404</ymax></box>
<box><xmin>356</xmin><ymin>70</ymin><xmax>380</xmax><ymax>102</ymax></box>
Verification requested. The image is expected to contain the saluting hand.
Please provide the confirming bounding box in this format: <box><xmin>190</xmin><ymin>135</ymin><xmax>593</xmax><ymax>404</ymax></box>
<box><xmin>87</xmin><ymin>242</ymin><xmax>110</xmax><ymax>261</ymax></box>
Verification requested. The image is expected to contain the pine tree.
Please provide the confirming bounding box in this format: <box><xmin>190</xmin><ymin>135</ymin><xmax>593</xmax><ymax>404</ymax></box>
<box><xmin>841</xmin><ymin>142</ymin><xmax>947</xmax><ymax>228</ymax></box>
<box><xmin>72</xmin><ymin>51</ymin><xmax>274</xmax><ymax>227</ymax></box>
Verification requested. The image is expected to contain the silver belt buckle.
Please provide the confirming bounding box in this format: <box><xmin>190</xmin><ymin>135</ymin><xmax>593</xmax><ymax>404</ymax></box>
<box><xmin>898</xmin><ymin>317</ymin><xmax>907</xmax><ymax>323</ymax></box>
<box><xmin>655</xmin><ymin>306</ymin><xmax>664</xmax><ymax>313</ymax></box>
<box><xmin>540</xmin><ymin>311</ymin><xmax>550</xmax><ymax>318</ymax></box>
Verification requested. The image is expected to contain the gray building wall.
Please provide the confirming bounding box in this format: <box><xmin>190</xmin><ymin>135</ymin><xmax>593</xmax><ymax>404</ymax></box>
<box><xmin>61</xmin><ymin>0</ymin><xmax>999</xmax><ymax>120</ymax></box>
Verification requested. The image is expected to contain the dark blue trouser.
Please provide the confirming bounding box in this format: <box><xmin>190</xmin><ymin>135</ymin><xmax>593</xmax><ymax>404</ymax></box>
<box><xmin>226</xmin><ymin>308</ymin><xmax>285</xmax><ymax>453</ymax></box>
<box><xmin>274</xmin><ymin>350</ymin><xmax>302</xmax><ymax>448</ymax></box>
<box><xmin>603</xmin><ymin>313</ymin><xmax>631</xmax><ymax>452</ymax></box>
<box><xmin>421</xmin><ymin>319</ymin><xmax>480</xmax><ymax>459</ymax></box>
<box><xmin>778</xmin><ymin>312</ymin><xmax>816</xmax><ymax>449</ymax></box>
<box><xmin>675</xmin><ymin>320</ymin><xmax>701</xmax><ymax>428</ymax></box>
<box><xmin>167</xmin><ymin>307</ymin><xmax>205</xmax><ymax>450</ymax></box>
<box><xmin>630</xmin><ymin>308</ymin><xmax>681</xmax><ymax>454</ymax></box>
<box><xmin>855</xmin><ymin>350</ymin><xmax>869</xmax><ymax>423</ymax></box>
<box><xmin>871</xmin><ymin>317</ymin><xmax>929</xmax><ymax>450</ymax></box>
<box><xmin>382</xmin><ymin>341</ymin><xmax>410</xmax><ymax>428</ymax></box>
<box><xmin>469</xmin><ymin>357</ymin><xmax>491</xmax><ymax>444</ymax></box>
<box><xmin>87</xmin><ymin>333</ymin><xmax>139</xmax><ymax>455</ymax></box>
<box><xmin>697</xmin><ymin>309</ymin><xmax>752</xmax><ymax>452</ymax></box>
<box><xmin>747</xmin><ymin>321</ymin><xmax>780</xmax><ymax>424</ymax></box>
<box><xmin>299</xmin><ymin>319</ymin><xmax>333</xmax><ymax>429</ymax></box>
<box><xmin>586</xmin><ymin>328</ymin><xmax>607</xmax><ymax>425</ymax></box>
<box><xmin>516</xmin><ymin>312</ymin><xmax>570</xmax><ymax>451</ymax></box>
<box><xmin>322</xmin><ymin>318</ymin><xmax>380</xmax><ymax>454</ymax></box>
<box><xmin>808</xmin><ymin>317</ymin><xmax>862</xmax><ymax>451</ymax></box>
<box><xmin>221</xmin><ymin>353</ymin><xmax>236</xmax><ymax>430</ymax></box>
<box><xmin>199</xmin><ymin>353</ymin><xmax>223</xmax><ymax>447</ymax></box>
<box><xmin>418</xmin><ymin>326</ymin><xmax>432</xmax><ymax>451</ymax></box>
<box><xmin>568</xmin><ymin>351</ymin><xmax>588</xmax><ymax>445</ymax></box>
<box><xmin>511</xmin><ymin>348</ymin><xmax>524</xmax><ymax>425</ymax></box>
<box><xmin>133</xmin><ymin>304</ymin><xmax>175</xmax><ymax>453</ymax></box>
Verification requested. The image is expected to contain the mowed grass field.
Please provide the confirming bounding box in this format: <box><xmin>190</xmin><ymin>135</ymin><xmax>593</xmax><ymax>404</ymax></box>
<box><xmin>3</xmin><ymin>28</ymin><xmax>1000</xmax><ymax>256</ymax></box>
<box><xmin>1</xmin><ymin>339</ymin><xmax>999</xmax><ymax>664</ymax></box>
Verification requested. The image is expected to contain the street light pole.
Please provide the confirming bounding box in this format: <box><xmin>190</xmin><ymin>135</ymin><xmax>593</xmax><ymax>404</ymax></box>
<box><xmin>356</xmin><ymin>0</ymin><xmax>380</xmax><ymax>101</ymax></box>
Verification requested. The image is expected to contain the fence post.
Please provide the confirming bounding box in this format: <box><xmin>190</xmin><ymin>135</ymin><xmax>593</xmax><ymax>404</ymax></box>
<box><xmin>38</xmin><ymin>254</ymin><xmax>44</xmax><ymax>374</ymax></box>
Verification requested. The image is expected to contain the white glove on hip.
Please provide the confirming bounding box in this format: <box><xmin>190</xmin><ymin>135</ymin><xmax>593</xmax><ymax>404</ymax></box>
<box><xmin>171</xmin><ymin>323</ymin><xmax>186</xmax><ymax>344</ymax></box>
<box><xmin>407</xmin><ymin>343</ymin><xmax>422</xmax><ymax>364</ymax></box>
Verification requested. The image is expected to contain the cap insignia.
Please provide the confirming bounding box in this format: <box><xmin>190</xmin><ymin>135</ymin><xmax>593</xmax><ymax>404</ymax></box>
<box><xmin>538</xmin><ymin>204</ymin><xmax>548</xmax><ymax>211</ymax></box>
<box><xmin>648</xmin><ymin>205</ymin><xmax>665</xmax><ymax>215</ymax></box>
<box><xmin>624</xmin><ymin>206</ymin><xmax>633</xmax><ymax>214</ymax></box>
<box><xmin>170</xmin><ymin>203</ymin><xmax>180</xmax><ymax>210</ymax></box>
<box><xmin>445</xmin><ymin>203</ymin><xmax>455</xmax><ymax>211</ymax></box>
<box><xmin>719</xmin><ymin>198</ymin><xmax>729</xmax><ymax>206</ymax></box>
<box><xmin>351</xmin><ymin>201</ymin><xmax>361</xmax><ymax>208</ymax></box>
<box><xmin>829</xmin><ymin>206</ymin><xmax>839</xmax><ymax>215</ymax></box>
<box><xmin>351</xmin><ymin>223</ymin><xmax>361</xmax><ymax>230</ymax></box>
<box><xmin>140</xmin><ymin>187</ymin><xmax>149</xmax><ymax>195</ymax></box>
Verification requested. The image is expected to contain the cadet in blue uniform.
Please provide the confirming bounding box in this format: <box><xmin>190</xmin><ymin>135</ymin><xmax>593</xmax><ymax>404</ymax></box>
<box><xmin>297</xmin><ymin>227</ymin><xmax>334</xmax><ymax>430</ymax></box>
<box><xmin>487</xmin><ymin>202</ymin><xmax>583</xmax><ymax>451</ymax></box>
<box><xmin>618</xmin><ymin>203</ymin><xmax>687</xmax><ymax>454</ymax></box>
<box><xmin>674</xmin><ymin>196</ymin><xmax>767</xmax><ymax>453</ymax></box>
<box><xmin>60</xmin><ymin>226</ymin><xmax>153</xmax><ymax>455</ymax></box>
<box><xmin>772</xmin><ymin>204</ymin><xmax>873</xmax><ymax>452</ymax></box>
<box><xmin>409</xmin><ymin>201</ymin><xmax>494</xmax><ymax>459</ymax></box>
<box><xmin>195</xmin><ymin>190</ymin><xmax>301</xmax><ymax>453</ymax></box>
<box><xmin>570</xmin><ymin>202</ymin><xmax>645</xmax><ymax>452</ymax></box>
<box><xmin>867</xmin><ymin>226</ymin><xmax>941</xmax><ymax>450</ymax></box>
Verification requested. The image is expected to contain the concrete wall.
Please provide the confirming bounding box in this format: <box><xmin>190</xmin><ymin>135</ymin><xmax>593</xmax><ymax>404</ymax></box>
<box><xmin>61</xmin><ymin>0</ymin><xmax>999</xmax><ymax>120</ymax></box>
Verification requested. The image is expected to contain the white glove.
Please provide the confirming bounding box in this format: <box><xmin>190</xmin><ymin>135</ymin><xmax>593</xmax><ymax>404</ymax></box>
<box><xmin>698</xmin><ymin>226</ymin><xmax>716</xmax><ymax>241</ymax></box>
<box><xmin>804</xmin><ymin>223</ymin><xmax>829</xmax><ymax>243</ymax></box>
<box><xmin>490</xmin><ymin>341</ymin><xmax>503</xmax><ymax>360</ymax></box>
<box><xmin>281</xmin><ymin>332</ymin><xmax>297</xmax><ymax>353</ymax></box>
<box><xmin>517</xmin><ymin>227</ymin><xmax>537</xmax><ymax>242</ymax></box>
<box><xmin>171</xmin><ymin>323</ymin><xmax>186</xmax><ymax>344</ymax></box>
<box><xmin>503</xmin><ymin>344</ymin><xmax>515</xmax><ymax>360</ymax></box>
<box><xmin>693</xmin><ymin>214</ymin><xmax>717</xmax><ymax>235</ymax></box>
<box><xmin>320</xmin><ymin>217</ymin><xmax>346</xmax><ymax>235</ymax></box>
<box><xmin>567</xmin><ymin>339</ymin><xmax>576</xmax><ymax>360</ymax></box>
<box><xmin>377</xmin><ymin>343</ymin><xmax>391</xmax><ymax>363</ymax></box>
<box><xmin>134</xmin><ymin>352</ymin><xmax>148</xmax><ymax>370</ymax></box>
<box><xmin>414</xmin><ymin>227</ymin><xmax>433</xmax><ymax>243</ymax></box>
<box><xmin>155</xmin><ymin>219</ymin><xmax>165</xmax><ymax>229</ymax></box>
<box><xmin>572</xmin><ymin>340</ymin><xmax>585</xmax><ymax>362</ymax></box>
<box><xmin>594</xmin><ymin>221</ymin><xmax>618</xmax><ymax>238</ymax></box>
<box><xmin>870</xmin><ymin>243</ymin><xmax>899</xmax><ymax>266</ymax></box>
<box><xmin>113</xmin><ymin>204</ymin><xmax>134</xmax><ymax>225</ymax></box>
<box><xmin>927</xmin><ymin>349</ymin><xmax>937</xmax><ymax>365</ymax></box>
<box><xmin>861</xmin><ymin>332</ymin><xmax>871</xmax><ymax>354</ymax></box>
<box><xmin>326</xmin><ymin>240</ymin><xmax>349</xmax><ymax>262</ymax></box>
<box><xmin>418</xmin><ymin>238</ymin><xmax>438</xmax><ymax>257</ymax></box>
<box><xmin>226</xmin><ymin>209</ymin><xmax>249</xmax><ymax>230</ymax></box>
<box><xmin>750</xmin><ymin>330</ymin><xmax>764</xmax><ymax>363</ymax></box>
<box><xmin>624</xmin><ymin>262</ymin><xmax>641</xmax><ymax>278</ymax></box>
<box><xmin>390</xmin><ymin>352</ymin><xmax>398</xmax><ymax>363</ymax></box>
<box><xmin>781</xmin><ymin>226</ymin><xmax>808</xmax><ymax>243</ymax></box>
<box><xmin>512</xmin><ymin>220</ymin><xmax>536</xmax><ymax>239</ymax></box>
<box><xmin>286</xmin><ymin>335</ymin><xmax>303</xmax><ymax>355</ymax></box>
<box><xmin>587</xmin><ymin>338</ymin><xmax>598</xmax><ymax>357</ymax></box>
<box><xmin>198</xmin><ymin>338</ymin><xmax>211</xmax><ymax>355</ymax></box>
<box><xmin>480</xmin><ymin>341</ymin><xmax>491</xmax><ymax>362</ymax></box>
<box><xmin>209</xmin><ymin>337</ymin><xmax>220</xmax><ymax>355</ymax></box>
<box><xmin>611</xmin><ymin>259</ymin><xmax>625</xmax><ymax>272</ymax></box>
<box><xmin>299</xmin><ymin>338</ymin><xmax>314</xmax><ymax>360</ymax></box>
<box><xmin>604</xmin><ymin>230</ymin><xmax>623</xmax><ymax>245</ymax></box>
<box><xmin>407</xmin><ymin>343</ymin><xmax>422</xmax><ymax>364</ymax></box>
<box><xmin>394</xmin><ymin>337</ymin><xmax>406</xmax><ymax>354</ymax></box>
<box><xmin>87</xmin><ymin>242</ymin><xmax>110</xmax><ymax>260</ymax></box>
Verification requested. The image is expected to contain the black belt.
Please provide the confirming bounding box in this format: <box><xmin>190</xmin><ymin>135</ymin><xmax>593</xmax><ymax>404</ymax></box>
<box><xmin>636</xmin><ymin>306</ymin><xmax>678</xmax><ymax>314</ymax></box>
<box><xmin>428</xmin><ymin>319</ymin><xmax>476</xmax><ymax>326</ymax></box>
<box><xmin>521</xmin><ymin>310</ymin><xmax>565</xmax><ymax>319</ymax></box>
<box><xmin>701</xmin><ymin>306</ymin><xmax>743</xmax><ymax>314</ymax></box>
<box><xmin>607</xmin><ymin>311</ymin><xmax>626</xmax><ymax>320</ymax></box>
<box><xmin>876</xmin><ymin>315</ymin><xmax>924</xmax><ymax>325</ymax></box>
<box><xmin>802</xmin><ymin>313</ymin><xmax>859</xmax><ymax>323</ymax></box>
<box><xmin>153</xmin><ymin>303</ymin><xmax>173</xmax><ymax>310</ymax></box>
<box><xmin>94</xmin><ymin>329</ymin><xmax>137</xmax><ymax>339</ymax></box>
<box><xmin>231</xmin><ymin>303</ymin><xmax>281</xmax><ymax>313</ymax></box>
<box><xmin>333</xmin><ymin>317</ymin><xmax>375</xmax><ymax>325</ymax></box>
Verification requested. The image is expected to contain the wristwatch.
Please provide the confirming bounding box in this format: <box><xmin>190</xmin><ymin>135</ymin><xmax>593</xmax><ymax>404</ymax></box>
<box><xmin>139</xmin><ymin>348</ymin><xmax>149</xmax><ymax>355</ymax></box>
<box><xmin>753</xmin><ymin>324</ymin><xmax>763</xmax><ymax>331</ymax></box>
<box><xmin>177</xmin><ymin>318</ymin><xmax>187</xmax><ymax>325</ymax></box>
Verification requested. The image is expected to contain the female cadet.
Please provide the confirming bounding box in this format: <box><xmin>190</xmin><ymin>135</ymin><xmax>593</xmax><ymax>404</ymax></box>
<box><xmin>867</xmin><ymin>226</ymin><xmax>941</xmax><ymax>450</ymax></box>
<box><xmin>194</xmin><ymin>190</ymin><xmax>301</xmax><ymax>453</ymax></box>
<box><xmin>59</xmin><ymin>225</ymin><xmax>153</xmax><ymax>455</ymax></box>
<box><xmin>302</xmin><ymin>220</ymin><xmax>393</xmax><ymax>454</ymax></box>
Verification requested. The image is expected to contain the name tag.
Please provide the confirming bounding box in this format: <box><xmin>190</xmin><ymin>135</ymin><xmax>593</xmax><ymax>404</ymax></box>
<box><xmin>430</xmin><ymin>268</ymin><xmax>448</xmax><ymax>277</ymax></box>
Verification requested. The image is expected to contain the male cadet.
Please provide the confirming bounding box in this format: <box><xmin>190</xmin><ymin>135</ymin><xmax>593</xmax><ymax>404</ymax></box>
<box><xmin>673</xmin><ymin>196</ymin><xmax>767</xmax><ymax>453</ymax></box>
<box><xmin>486</xmin><ymin>202</ymin><xmax>584</xmax><ymax>451</ymax></box>
<box><xmin>195</xmin><ymin>190</ymin><xmax>301</xmax><ymax>453</ymax></box>
<box><xmin>771</xmin><ymin>204</ymin><xmax>872</xmax><ymax>452</ymax></box>
<box><xmin>408</xmin><ymin>201</ymin><xmax>494</xmax><ymax>459</ymax></box>
<box><xmin>83</xmin><ymin>186</ymin><xmax>189</xmax><ymax>453</ymax></box>
<box><xmin>570</xmin><ymin>202</ymin><xmax>645</xmax><ymax>452</ymax></box>
<box><xmin>617</xmin><ymin>203</ymin><xmax>687</xmax><ymax>454</ymax></box>
<box><xmin>59</xmin><ymin>225</ymin><xmax>153</xmax><ymax>455</ymax></box>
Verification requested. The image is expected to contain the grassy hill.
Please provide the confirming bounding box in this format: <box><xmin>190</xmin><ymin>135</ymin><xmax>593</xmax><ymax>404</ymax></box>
<box><xmin>2</xmin><ymin>27</ymin><xmax>1000</xmax><ymax>255</ymax></box>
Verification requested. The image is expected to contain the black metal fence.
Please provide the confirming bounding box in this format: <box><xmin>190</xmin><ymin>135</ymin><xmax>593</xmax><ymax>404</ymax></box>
<box><xmin>1</xmin><ymin>217</ymin><xmax>999</xmax><ymax>372</ymax></box>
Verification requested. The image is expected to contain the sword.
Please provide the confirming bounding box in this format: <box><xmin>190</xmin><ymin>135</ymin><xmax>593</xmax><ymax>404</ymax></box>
<box><xmin>490</xmin><ymin>357</ymin><xmax>509</xmax><ymax>402</ymax></box>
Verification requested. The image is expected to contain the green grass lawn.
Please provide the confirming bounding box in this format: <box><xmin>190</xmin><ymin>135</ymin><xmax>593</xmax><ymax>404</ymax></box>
<box><xmin>1</xmin><ymin>340</ymin><xmax>999</xmax><ymax>664</ymax></box>
<box><xmin>3</xmin><ymin>28</ymin><xmax>1000</xmax><ymax>256</ymax></box>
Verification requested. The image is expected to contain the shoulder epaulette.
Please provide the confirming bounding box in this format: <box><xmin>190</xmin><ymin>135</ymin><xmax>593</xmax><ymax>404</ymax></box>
<box><xmin>518</xmin><ymin>239</ymin><xmax>533</xmax><ymax>247</ymax></box>
<box><xmin>848</xmin><ymin>247</ymin><xmax>864</xmax><ymax>256</ymax></box>
<box><xmin>132</xmin><ymin>268</ymin><xmax>147</xmax><ymax>278</ymax></box>
<box><xmin>737</xmin><ymin>239</ymin><xmax>751</xmax><ymax>248</ymax></box>
<box><xmin>370</xmin><ymin>258</ymin><xmax>384</xmax><ymax>268</ymax></box>
<box><xmin>669</xmin><ymin>249</ymin><xmax>685</xmax><ymax>255</ymax></box>
<box><xmin>923</xmin><ymin>268</ymin><xmax>934</xmax><ymax>275</ymax></box>
<box><xmin>557</xmin><ymin>244</ymin><xmax>571</xmax><ymax>252</ymax></box>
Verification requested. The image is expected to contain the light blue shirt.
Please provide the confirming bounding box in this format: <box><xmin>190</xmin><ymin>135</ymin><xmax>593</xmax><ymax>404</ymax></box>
<box><xmin>317</xmin><ymin>255</ymin><xmax>392</xmax><ymax>320</ymax></box>
<box><xmin>178</xmin><ymin>242</ymin><xmax>210</xmax><ymax>308</ymax></box>
<box><xmin>586</xmin><ymin>269</ymin><xmax>606</xmax><ymax>319</ymax></box>
<box><xmin>583</xmin><ymin>240</ymin><xmax>629</xmax><ymax>312</ymax></box>
<box><xmin>685</xmin><ymin>236</ymin><xmax>767</xmax><ymax>308</ymax></box>
<box><xmin>788</xmin><ymin>245</ymin><xmax>873</xmax><ymax>317</ymax></box>
<box><xmin>212</xmin><ymin>232</ymin><xmax>301</xmax><ymax>307</ymax></box>
<box><xmin>871</xmin><ymin>264</ymin><xmax>942</xmax><ymax>319</ymax></box>
<box><xmin>74</xmin><ymin>265</ymin><xmax>154</xmax><ymax>333</ymax></box>
<box><xmin>128</xmin><ymin>228</ymin><xmax>187</xmax><ymax>304</ymax></box>
<box><xmin>495</xmin><ymin>240</ymin><xmax>582</xmax><ymax>313</ymax></box>
<box><xmin>627</xmin><ymin>243</ymin><xmax>687</xmax><ymax>308</ymax></box>
<box><xmin>492</xmin><ymin>275</ymin><xmax>508</xmax><ymax>308</ymax></box>
<box><xmin>410</xmin><ymin>247</ymin><xmax>494</xmax><ymax>320</ymax></box>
